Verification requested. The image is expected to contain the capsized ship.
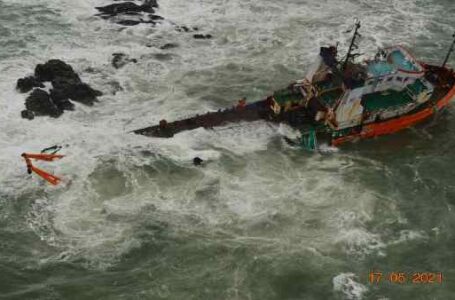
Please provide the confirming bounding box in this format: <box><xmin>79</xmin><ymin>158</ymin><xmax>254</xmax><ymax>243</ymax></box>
<box><xmin>134</xmin><ymin>21</ymin><xmax>455</xmax><ymax>149</ymax></box>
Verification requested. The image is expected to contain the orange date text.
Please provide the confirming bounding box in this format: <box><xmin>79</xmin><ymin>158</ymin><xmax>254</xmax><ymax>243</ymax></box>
<box><xmin>368</xmin><ymin>271</ymin><xmax>443</xmax><ymax>284</ymax></box>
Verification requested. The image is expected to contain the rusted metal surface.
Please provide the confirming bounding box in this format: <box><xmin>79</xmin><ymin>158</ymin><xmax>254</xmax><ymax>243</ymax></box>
<box><xmin>133</xmin><ymin>99</ymin><xmax>274</xmax><ymax>138</ymax></box>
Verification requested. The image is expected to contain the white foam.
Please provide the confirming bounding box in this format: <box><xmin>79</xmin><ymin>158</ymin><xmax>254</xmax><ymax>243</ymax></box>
<box><xmin>333</xmin><ymin>273</ymin><xmax>368</xmax><ymax>300</ymax></box>
<box><xmin>1</xmin><ymin>0</ymin><xmax>449</xmax><ymax>268</ymax></box>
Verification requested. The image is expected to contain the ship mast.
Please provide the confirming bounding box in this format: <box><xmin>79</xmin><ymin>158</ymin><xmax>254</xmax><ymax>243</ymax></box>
<box><xmin>442</xmin><ymin>32</ymin><xmax>455</xmax><ymax>68</ymax></box>
<box><xmin>342</xmin><ymin>19</ymin><xmax>362</xmax><ymax>70</ymax></box>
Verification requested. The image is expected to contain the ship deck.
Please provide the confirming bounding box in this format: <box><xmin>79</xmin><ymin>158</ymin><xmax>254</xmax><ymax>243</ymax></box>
<box><xmin>362</xmin><ymin>90</ymin><xmax>414</xmax><ymax>112</ymax></box>
<box><xmin>361</xmin><ymin>80</ymin><xmax>425</xmax><ymax>112</ymax></box>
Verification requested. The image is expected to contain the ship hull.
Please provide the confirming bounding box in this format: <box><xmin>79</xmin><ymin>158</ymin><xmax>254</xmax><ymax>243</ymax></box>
<box><xmin>331</xmin><ymin>84</ymin><xmax>455</xmax><ymax>146</ymax></box>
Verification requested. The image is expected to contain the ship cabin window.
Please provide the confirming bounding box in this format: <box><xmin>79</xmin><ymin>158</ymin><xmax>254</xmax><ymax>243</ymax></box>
<box><xmin>377</xmin><ymin>78</ymin><xmax>383</xmax><ymax>83</ymax></box>
<box><xmin>387</xmin><ymin>77</ymin><xmax>393</xmax><ymax>82</ymax></box>
<box><xmin>403</xmin><ymin>77</ymin><xmax>409</xmax><ymax>83</ymax></box>
<box><xmin>396</xmin><ymin>76</ymin><xmax>403</xmax><ymax>82</ymax></box>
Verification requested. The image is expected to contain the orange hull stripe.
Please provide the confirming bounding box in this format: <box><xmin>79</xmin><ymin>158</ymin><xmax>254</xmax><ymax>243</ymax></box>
<box><xmin>332</xmin><ymin>84</ymin><xmax>455</xmax><ymax>146</ymax></box>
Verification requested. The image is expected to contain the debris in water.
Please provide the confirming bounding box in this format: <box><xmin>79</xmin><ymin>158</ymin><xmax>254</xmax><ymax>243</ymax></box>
<box><xmin>21</xmin><ymin>152</ymin><xmax>65</xmax><ymax>186</ymax></box>
<box><xmin>193</xmin><ymin>157</ymin><xmax>204</xmax><ymax>166</ymax></box>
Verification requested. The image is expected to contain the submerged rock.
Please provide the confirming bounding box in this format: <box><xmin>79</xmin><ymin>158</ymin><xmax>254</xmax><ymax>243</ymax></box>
<box><xmin>159</xmin><ymin>43</ymin><xmax>178</xmax><ymax>50</ymax></box>
<box><xmin>96</xmin><ymin>2</ymin><xmax>150</xmax><ymax>16</ymax></box>
<box><xmin>25</xmin><ymin>89</ymin><xmax>62</xmax><ymax>118</ymax></box>
<box><xmin>176</xmin><ymin>25</ymin><xmax>191</xmax><ymax>33</ymax></box>
<box><xmin>112</xmin><ymin>53</ymin><xmax>138</xmax><ymax>69</ymax></box>
<box><xmin>116</xmin><ymin>19</ymin><xmax>142</xmax><ymax>26</ymax></box>
<box><xmin>95</xmin><ymin>0</ymin><xmax>162</xmax><ymax>26</ymax></box>
<box><xmin>193</xmin><ymin>34</ymin><xmax>212</xmax><ymax>40</ymax></box>
<box><xmin>149</xmin><ymin>15</ymin><xmax>164</xmax><ymax>21</ymax></box>
<box><xmin>176</xmin><ymin>25</ymin><xmax>199</xmax><ymax>33</ymax></box>
<box><xmin>106</xmin><ymin>80</ymin><xmax>123</xmax><ymax>95</ymax></box>
<box><xmin>16</xmin><ymin>76</ymin><xmax>44</xmax><ymax>93</ymax></box>
<box><xmin>143</xmin><ymin>0</ymin><xmax>158</xmax><ymax>8</ymax></box>
<box><xmin>21</xmin><ymin>109</ymin><xmax>35</xmax><ymax>120</ymax></box>
<box><xmin>193</xmin><ymin>157</ymin><xmax>204</xmax><ymax>166</ymax></box>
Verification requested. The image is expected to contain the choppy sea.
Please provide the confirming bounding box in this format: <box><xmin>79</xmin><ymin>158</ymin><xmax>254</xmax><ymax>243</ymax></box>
<box><xmin>1</xmin><ymin>0</ymin><xmax>454</xmax><ymax>299</ymax></box>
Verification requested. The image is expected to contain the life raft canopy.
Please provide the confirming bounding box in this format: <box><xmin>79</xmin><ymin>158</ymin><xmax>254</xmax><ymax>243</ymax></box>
<box><xmin>21</xmin><ymin>147</ymin><xmax>65</xmax><ymax>186</ymax></box>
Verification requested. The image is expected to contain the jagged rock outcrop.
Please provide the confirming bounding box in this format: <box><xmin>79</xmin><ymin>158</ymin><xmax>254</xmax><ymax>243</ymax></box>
<box><xmin>34</xmin><ymin>59</ymin><xmax>78</xmax><ymax>82</ymax></box>
<box><xmin>25</xmin><ymin>89</ymin><xmax>62</xmax><ymax>118</ymax></box>
<box><xmin>18</xmin><ymin>59</ymin><xmax>102</xmax><ymax>119</ymax></box>
<box><xmin>36</xmin><ymin>59</ymin><xmax>102</xmax><ymax>106</ymax></box>
<box><xmin>95</xmin><ymin>0</ymin><xmax>162</xmax><ymax>26</ymax></box>
<box><xmin>94</xmin><ymin>0</ymin><xmax>213</xmax><ymax>40</ymax></box>
<box><xmin>16</xmin><ymin>76</ymin><xmax>45</xmax><ymax>93</ymax></box>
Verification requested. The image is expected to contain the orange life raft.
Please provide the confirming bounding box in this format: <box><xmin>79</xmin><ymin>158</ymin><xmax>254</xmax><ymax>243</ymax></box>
<box><xmin>21</xmin><ymin>153</ymin><xmax>64</xmax><ymax>185</ymax></box>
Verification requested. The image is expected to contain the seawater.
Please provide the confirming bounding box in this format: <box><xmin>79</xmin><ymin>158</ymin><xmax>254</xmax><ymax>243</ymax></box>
<box><xmin>0</xmin><ymin>0</ymin><xmax>454</xmax><ymax>299</ymax></box>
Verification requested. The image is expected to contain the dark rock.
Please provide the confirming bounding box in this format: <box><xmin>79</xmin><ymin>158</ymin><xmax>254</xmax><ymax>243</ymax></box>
<box><xmin>33</xmin><ymin>59</ymin><xmax>103</xmax><ymax>106</ymax></box>
<box><xmin>96</xmin><ymin>1</ymin><xmax>157</xmax><ymax>17</ymax></box>
<box><xmin>21</xmin><ymin>110</ymin><xmax>35</xmax><ymax>120</ymax></box>
<box><xmin>112</xmin><ymin>53</ymin><xmax>138</xmax><ymax>69</ymax></box>
<box><xmin>176</xmin><ymin>25</ymin><xmax>191</xmax><ymax>32</ymax></box>
<box><xmin>25</xmin><ymin>89</ymin><xmax>62</xmax><ymax>118</ymax></box>
<box><xmin>96</xmin><ymin>2</ymin><xmax>147</xmax><ymax>16</ymax></box>
<box><xmin>144</xmin><ymin>0</ymin><xmax>158</xmax><ymax>8</ymax></box>
<box><xmin>95</xmin><ymin>1</ymin><xmax>162</xmax><ymax>27</ymax></box>
<box><xmin>113</xmin><ymin>0</ymin><xmax>158</xmax><ymax>7</ymax></box>
<box><xmin>54</xmin><ymin>98</ymin><xmax>75</xmax><ymax>111</ymax></box>
<box><xmin>193</xmin><ymin>34</ymin><xmax>212</xmax><ymax>40</ymax></box>
<box><xmin>153</xmin><ymin>53</ymin><xmax>173</xmax><ymax>61</ymax></box>
<box><xmin>122</xmin><ymin>11</ymin><xmax>142</xmax><ymax>16</ymax></box>
<box><xmin>66</xmin><ymin>83</ymin><xmax>102</xmax><ymax>106</ymax></box>
<box><xmin>141</xmin><ymin>0</ymin><xmax>157</xmax><ymax>12</ymax></box>
<box><xmin>116</xmin><ymin>19</ymin><xmax>142</xmax><ymax>26</ymax></box>
<box><xmin>159</xmin><ymin>43</ymin><xmax>178</xmax><ymax>50</ymax></box>
<box><xmin>49</xmin><ymin>89</ymin><xmax>75</xmax><ymax>111</ymax></box>
<box><xmin>175</xmin><ymin>26</ymin><xmax>199</xmax><ymax>33</ymax></box>
<box><xmin>193</xmin><ymin>157</ymin><xmax>204</xmax><ymax>166</ymax></box>
<box><xmin>16</xmin><ymin>76</ymin><xmax>44</xmax><ymax>93</ymax></box>
<box><xmin>51</xmin><ymin>76</ymin><xmax>81</xmax><ymax>91</ymax></box>
<box><xmin>18</xmin><ymin>59</ymin><xmax>101</xmax><ymax>119</ymax></box>
<box><xmin>106</xmin><ymin>80</ymin><xmax>123</xmax><ymax>95</ymax></box>
<box><xmin>149</xmin><ymin>14</ymin><xmax>164</xmax><ymax>21</ymax></box>
<box><xmin>35</xmin><ymin>59</ymin><xmax>80</xmax><ymax>82</ymax></box>
<box><xmin>50</xmin><ymin>79</ymin><xmax>101</xmax><ymax>106</ymax></box>
<box><xmin>84</xmin><ymin>67</ymin><xmax>98</xmax><ymax>74</ymax></box>
<box><xmin>140</xmin><ymin>20</ymin><xmax>158</xmax><ymax>25</ymax></box>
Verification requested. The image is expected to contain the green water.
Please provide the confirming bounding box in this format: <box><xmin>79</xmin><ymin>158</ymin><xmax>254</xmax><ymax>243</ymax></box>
<box><xmin>0</xmin><ymin>0</ymin><xmax>454</xmax><ymax>299</ymax></box>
